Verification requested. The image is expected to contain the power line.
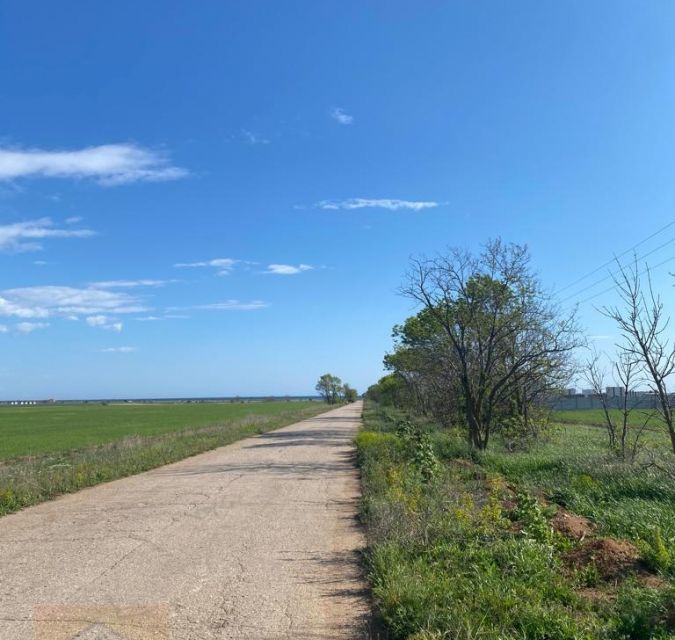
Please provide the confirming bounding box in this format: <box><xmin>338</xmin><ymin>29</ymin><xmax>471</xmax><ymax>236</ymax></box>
<box><xmin>575</xmin><ymin>253</ymin><xmax>675</xmax><ymax>306</ymax></box>
<box><xmin>556</xmin><ymin>218</ymin><xmax>675</xmax><ymax>295</ymax></box>
<box><xmin>560</xmin><ymin>234</ymin><xmax>675</xmax><ymax>303</ymax></box>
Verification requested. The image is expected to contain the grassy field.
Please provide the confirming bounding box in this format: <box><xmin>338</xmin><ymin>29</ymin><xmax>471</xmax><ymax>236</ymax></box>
<box><xmin>0</xmin><ymin>400</ymin><xmax>328</xmax><ymax>517</ymax></box>
<box><xmin>358</xmin><ymin>402</ymin><xmax>675</xmax><ymax>639</ymax></box>
<box><xmin>553</xmin><ymin>408</ymin><xmax>664</xmax><ymax>430</ymax></box>
<box><xmin>0</xmin><ymin>401</ymin><xmax>320</xmax><ymax>459</ymax></box>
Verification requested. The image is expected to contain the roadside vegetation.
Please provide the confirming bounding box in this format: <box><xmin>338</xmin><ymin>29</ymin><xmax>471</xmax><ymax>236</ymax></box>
<box><xmin>358</xmin><ymin>402</ymin><xmax>675</xmax><ymax>639</ymax></box>
<box><xmin>0</xmin><ymin>400</ymin><xmax>326</xmax><ymax>517</ymax></box>
<box><xmin>360</xmin><ymin>240</ymin><xmax>675</xmax><ymax>638</ymax></box>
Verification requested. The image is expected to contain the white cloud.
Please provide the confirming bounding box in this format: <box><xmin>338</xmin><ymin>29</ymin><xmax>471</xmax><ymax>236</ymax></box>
<box><xmin>170</xmin><ymin>300</ymin><xmax>268</xmax><ymax>312</ymax></box>
<box><xmin>265</xmin><ymin>263</ymin><xmax>313</xmax><ymax>275</ymax></box>
<box><xmin>90</xmin><ymin>279</ymin><xmax>169</xmax><ymax>289</ymax></box>
<box><xmin>137</xmin><ymin>316</ymin><xmax>161</xmax><ymax>322</ymax></box>
<box><xmin>85</xmin><ymin>315</ymin><xmax>123</xmax><ymax>332</ymax></box>
<box><xmin>0</xmin><ymin>297</ymin><xmax>49</xmax><ymax>319</ymax></box>
<box><xmin>101</xmin><ymin>346</ymin><xmax>136</xmax><ymax>353</ymax></box>
<box><xmin>85</xmin><ymin>315</ymin><xmax>108</xmax><ymax>327</ymax></box>
<box><xmin>0</xmin><ymin>324</ymin><xmax>8</xmax><ymax>333</ymax></box>
<box><xmin>33</xmin><ymin>260</ymin><xmax>48</xmax><ymax>266</ymax></box>
<box><xmin>330</xmin><ymin>107</ymin><xmax>354</xmax><ymax>125</ymax></box>
<box><xmin>242</xmin><ymin>130</ymin><xmax>270</xmax><ymax>145</ymax></box>
<box><xmin>65</xmin><ymin>216</ymin><xmax>82</xmax><ymax>224</ymax></box>
<box><xmin>174</xmin><ymin>257</ymin><xmax>239</xmax><ymax>276</ymax></box>
<box><xmin>0</xmin><ymin>144</ymin><xmax>187</xmax><ymax>186</ymax></box>
<box><xmin>318</xmin><ymin>198</ymin><xmax>440</xmax><ymax>211</ymax></box>
<box><xmin>0</xmin><ymin>286</ymin><xmax>148</xmax><ymax>319</ymax></box>
<box><xmin>16</xmin><ymin>322</ymin><xmax>49</xmax><ymax>334</ymax></box>
<box><xmin>0</xmin><ymin>217</ymin><xmax>95</xmax><ymax>252</ymax></box>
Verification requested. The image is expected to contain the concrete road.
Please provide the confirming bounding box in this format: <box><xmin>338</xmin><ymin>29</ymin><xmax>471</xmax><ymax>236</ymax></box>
<box><xmin>0</xmin><ymin>402</ymin><xmax>370</xmax><ymax>639</ymax></box>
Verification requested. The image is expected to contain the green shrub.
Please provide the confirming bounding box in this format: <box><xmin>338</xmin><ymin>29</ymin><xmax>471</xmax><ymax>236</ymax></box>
<box><xmin>639</xmin><ymin>527</ymin><xmax>674</xmax><ymax>576</ymax></box>
<box><xmin>513</xmin><ymin>492</ymin><xmax>554</xmax><ymax>544</ymax></box>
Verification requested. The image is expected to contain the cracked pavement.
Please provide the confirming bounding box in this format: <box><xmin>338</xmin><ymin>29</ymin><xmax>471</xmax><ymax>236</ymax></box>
<box><xmin>0</xmin><ymin>402</ymin><xmax>370</xmax><ymax>639</ymax></box>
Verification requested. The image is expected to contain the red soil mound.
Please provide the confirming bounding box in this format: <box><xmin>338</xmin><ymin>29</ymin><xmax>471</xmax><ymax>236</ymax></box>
<box><xmin>551</xmin><ymin>509</ymin><xmax>595</xmax><ymax>541</ymax></box>
<box><xmin>565</xmin><ymin>538</ymin><xmax>641</xmax><ymax>580</ymax></box>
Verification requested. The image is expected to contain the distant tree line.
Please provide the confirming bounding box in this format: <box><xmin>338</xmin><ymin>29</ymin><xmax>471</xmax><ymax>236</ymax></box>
<box><xmin>315</xmin><ymin>373</ymin><xmax>358</xmax><ymax>404</ymax></box>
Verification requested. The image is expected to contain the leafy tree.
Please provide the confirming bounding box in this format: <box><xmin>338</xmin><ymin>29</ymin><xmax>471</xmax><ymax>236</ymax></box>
<box><xmin>342</xmin><ymin>384</ymin><xmax>358</xmax><ymax>403</ymax></box>
<box><xmin>398</xmin><ymin>239</ymin><xmax>581</xmax><ymax>450</ymax></box>
<box><xmin>365</xmin><ymin>374</ymin><xmax>408</xmax><ymax>406</ymax></box>
<box><xmin>315</xmin><ymin>373</ymin><xmax>343</xmax><ymax>404</ymax></box>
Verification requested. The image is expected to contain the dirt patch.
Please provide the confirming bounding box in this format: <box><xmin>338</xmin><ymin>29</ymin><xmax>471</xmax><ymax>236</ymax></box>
<box><xmin>565</xmin><ymin>538</ymin><xmax>641</xmax><ymax>580</ymax></box>
<box><xmin>639</xmin><ymin>573</ymin><xmax>669</xmax><ymax>590</ymax></box>
<box><xmin>551</xmin><ymin>509</ymin><xmax>595</xmax><ymax>541</ymax></box>
<box><xmin>578</xmin><ymin>587</ymin><xmax>616</xmax><ymax>605</ymax></box>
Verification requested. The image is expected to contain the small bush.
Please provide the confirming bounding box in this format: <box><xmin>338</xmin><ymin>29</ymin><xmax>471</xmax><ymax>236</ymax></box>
<box><xmin>639</xmin><ymin>527</ymin><xmax>675</xmax><ymax>576</ymax></box>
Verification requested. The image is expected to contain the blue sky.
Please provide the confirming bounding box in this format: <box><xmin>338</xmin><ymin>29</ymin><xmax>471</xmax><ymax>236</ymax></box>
<box><xmin>1</xmin><ymin>1</ymin><xmax>674</xmax><ymax>399</ymax></box>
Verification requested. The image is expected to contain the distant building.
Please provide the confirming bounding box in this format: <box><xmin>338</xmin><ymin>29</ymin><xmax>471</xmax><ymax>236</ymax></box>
<box><xmin>565</xmin><ymin>388</ymin><xmax>576</xmax><ymax>396</ymax></box>
<box><xmin>606</xmin><ymin>386</ymin><xmax>624</xmax><ymax>398</ymax></box>
<box><xmin>581</xmin><ymin>388</ymin><xmax>595</xmax><ymax>396</ymax></box>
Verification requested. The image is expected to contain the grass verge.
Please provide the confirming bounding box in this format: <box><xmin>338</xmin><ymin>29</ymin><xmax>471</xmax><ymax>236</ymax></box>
<box><xmin>0</xmin><ymin>402</ymin><xmax>328</xmax><ymax>517</ymax></box>
<box><xmin>357</xmin><ymin>402</ymin><xmax>675</xmax><ymax>640</ymax></box>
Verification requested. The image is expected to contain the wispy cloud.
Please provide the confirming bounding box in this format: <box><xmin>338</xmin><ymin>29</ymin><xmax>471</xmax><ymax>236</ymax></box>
<box><xmin>101</xmin><ymin>346</ymin><xmax>136</xmax><ymax>353</ymax></box>
<box><xmin>0</xmin><ymin>217</ymin><xmax>95</xmax><ymax>252</ymax></box>
<box><xmin>0</xmin><ymin>144</ymin><xmax>187</xmax><ymax>186</ymax></box>
<box><xmin>330</xmin><ymin>107</ymin><xmax>354</xmax><ymax>125</ymax></box>
<box><xmin>174</xmin><ymin>257</ymin><xmax>239</xmax><ymax>276</ymax></box>
<box><xmin>0</xmin><ymin>286</ymin><xmax>148</xmax><ymax>320</ymax></box>
<box><xmin>0</xmin><ymin>324</ymin><xmax>8</xmax><ymax>333</ymax></box>
<box><xmin>169</xmin><ymin>300</ymin><xmax>268</xmax><ymax>312</ymax></box>
<box><xmin>265</xmin><ymin>263</ymin><xmax>313</xmax><ymax>275</ymax></box>
<box><xmin>242</xmin><ymin>130</ymin><xmax>270</xmax><ymax>145</ymax></box>
<box><xmin>16</xmin><ymin>321</ymin><xmax>49</xmax><ymax>334</ymax></box>
<box><xmin>85</xmin><ymin>315</ymin><xmax>123</xmax><ymax>332</ymax></box>
<box><xmin>90</xmin><ymin>279</ymin><xmax>170</xmax><ymax>289</ymax></box>
<box><xmin>318</xmin><ymin>198</ymin><xmax>440</xmax><ymax>211</ymax></box>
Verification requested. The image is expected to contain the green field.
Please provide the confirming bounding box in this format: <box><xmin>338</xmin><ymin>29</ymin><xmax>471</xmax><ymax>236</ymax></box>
<box><xmin>553</xmin><ymin>408</ymin><xmax>663</xmax><ymax>430</ymax></box>
<box><xmin>0</xmin><ymin>401</ymin><xmax>319</xmax><ymax>459</ymax></box>
<box><xmin>0</xmin><ymin>400</ymin><xmax>328</xmax><ymax>517</ymax></box>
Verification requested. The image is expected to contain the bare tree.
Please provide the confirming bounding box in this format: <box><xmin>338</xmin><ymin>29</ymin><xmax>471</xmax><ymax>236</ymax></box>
<box><xmin>584</xmin><ymin>348</ymin><xmax>651</xmax><ymax>460</ymax></box>
<box><xmin>584</xmin><ymin>350</ymin><xmax>617</xmax><ymax>449</ymax></box>
<box><xmin>603</xmin><ymin>259</ymin><xmax>675</xmax><ymax>455</ymax></box>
